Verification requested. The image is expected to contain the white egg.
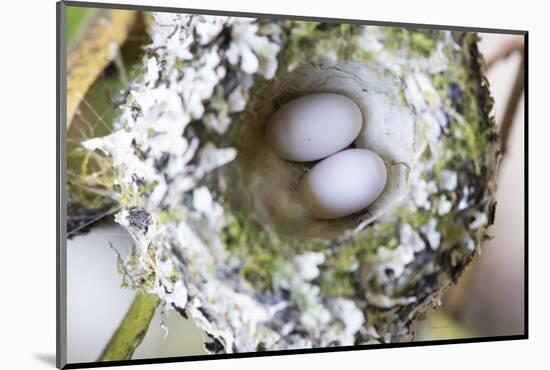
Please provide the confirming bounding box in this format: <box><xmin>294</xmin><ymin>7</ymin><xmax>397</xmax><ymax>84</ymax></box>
<box><xmin>300</xmin><ymin>149</ymin><xmax>387</xmax><ymax>219</ymax></box>
<box><xmin>265</xmin><ymin>93</ymin><xmax>363</xmax><ymax>162</ymax></box>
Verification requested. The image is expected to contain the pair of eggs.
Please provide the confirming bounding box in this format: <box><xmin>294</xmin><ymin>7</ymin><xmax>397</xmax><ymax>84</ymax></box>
<box><xmin>266</xmin><ymin>93</ymin><xmax>387</xmax><ymax>219</ymax></box>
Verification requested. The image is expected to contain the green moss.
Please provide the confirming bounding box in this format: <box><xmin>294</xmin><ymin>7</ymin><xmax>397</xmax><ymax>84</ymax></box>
<box><xmin>432</xmin><ymin>73</ymin><xmax>449</xmax><ymax>90</ymax></box>
<box><xmin>156</xmin><ymin>209</ymin><xmax>181</xmax><ymax>225</ymax></box>
<box><xmin>384</xmin><ymin>27</ymin><xmax>408</xmax><ymax>52</ymax></box>
<box><xmin>322</xmin><ymin>221</ymin><xmax>400</xmax><ymax>279</ymax></box>
<box><xmin>222</xmin><ymin>214</ymin><xmax>286</xmax><ymax>290</ymax></box>
<box><xmin>424</xmin><ymin>53</ymin><xmax>489</xmax><ymax>179</ymax></box>
<box><xmin>438</xmin><ymin>213</ymin><xmax>466</xmax><ymax>244</ymax></box>
<box><xmin>278</xmin><ymin>21</ymin><xmax>363</xmax><ymax>73</ymax></box>
<box><xmin>410</xmin><ymin>31</ymin><xmax>437</xmax><ymax>56</ymax></box>
<box><xmin>139</xmin><ymin>181</ymin><xmax>158</xmax><ymax>195</ymax></box>
<box><xmin>320</xmin><ymin>270</ymin><xmax>356</xmax><ymax>298</ymax></box>
<box><xmin>409</xmin><ymin>212</ymin><xmax>430</xmax><ymax>229</ymax></box>
<box><xmin>325</xmin><ymin>244</ymin><xmax>358</xmax><ymax>271</ymax></box>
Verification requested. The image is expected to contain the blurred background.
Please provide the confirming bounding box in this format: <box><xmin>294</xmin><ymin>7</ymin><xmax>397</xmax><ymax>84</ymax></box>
<box><xmin>415</xmin><ymin>33</ymin><xmax>525</xmax><ymax>341</ymax></box>
<box><xmin>65</xmin><ymin>11</ymin><xmax>525</xmax><ymax>363</ymax></box>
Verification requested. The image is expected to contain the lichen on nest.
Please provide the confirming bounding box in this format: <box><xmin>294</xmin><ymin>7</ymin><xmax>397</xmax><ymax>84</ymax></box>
<box><xmin>83</xmin><ymin>13</ymin><xmax>499</xmax><ymax>353</ymax></box>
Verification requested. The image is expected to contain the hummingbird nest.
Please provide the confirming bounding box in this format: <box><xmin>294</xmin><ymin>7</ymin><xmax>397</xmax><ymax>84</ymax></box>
<box><xmin>83</xmin><ymin>13</ymin><xmax>499</xmax><ymax>353</ymax></box>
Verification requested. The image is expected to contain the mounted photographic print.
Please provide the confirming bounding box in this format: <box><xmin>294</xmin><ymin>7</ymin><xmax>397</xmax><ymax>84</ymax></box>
<box><xmin>57</xmin><ymin>1</ymin><xmax>527</xmax><ymax>368</ymax></box>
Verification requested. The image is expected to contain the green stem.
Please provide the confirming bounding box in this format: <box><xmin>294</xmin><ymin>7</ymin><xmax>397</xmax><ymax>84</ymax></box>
<box><xmin>99</xmin><ymin>292</ymin><xmax>161</xmax><ymax>361</ymax></box>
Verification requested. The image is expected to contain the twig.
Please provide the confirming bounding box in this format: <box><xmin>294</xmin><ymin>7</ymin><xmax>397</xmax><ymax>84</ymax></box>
<box><xmin>99</xmin><ymin>292</ymin><xmax>160</xmax><ymax>361</ymax></box>
<box><xmin>500</xmin><ymin>55</ymin><xmax>525</xmax><ymax>154</ymax></box>
<box><xmin>486</xmin><ymin>37</ymin><xmax>524</xmax><ymax>69</ymax></box>
<box><xmin>67</xmin><ymin>9</ymin><xmax>138</xmax><ymax>127</ymax></box>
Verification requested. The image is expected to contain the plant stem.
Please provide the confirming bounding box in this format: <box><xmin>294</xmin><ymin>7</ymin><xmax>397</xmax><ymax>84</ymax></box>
<box><xmin>67</xmin><ymin>9</ymin><xmax>138</xmax><ymax>127</ymax></box>
<box><xmin>99</xmin><ymin>292</ymin><xmax>160</xmax><ymax>361</ymax></box>
<box><xmin>500</xmin><ymin>55</ymin><xmax>525</xmax><ymax>155</ymax></box>
<box><xmin>486</xmin><ymin>37</ymin><xmax>524</xmax><ymax>69</ymax></box>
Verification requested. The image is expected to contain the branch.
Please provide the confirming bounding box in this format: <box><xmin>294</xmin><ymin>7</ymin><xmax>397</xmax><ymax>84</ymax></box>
<box><xmin>486</xmin><ymin>37</ymin><xmax>524</xmax><ymax>69</ymax></box>
<box><xmin>67</xmin><ymin>9</ymin><xmax>138</xmax><ymax>127</ymax></box>
<box><xmin>500</xmin><ymin>55</ymin><xmax>525</xmax><ymax>155</ymax></box>
<box><xmin>98</xmin><ymin>292</ymin><xmax>160</xmax><ymax>361</ymax></box>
